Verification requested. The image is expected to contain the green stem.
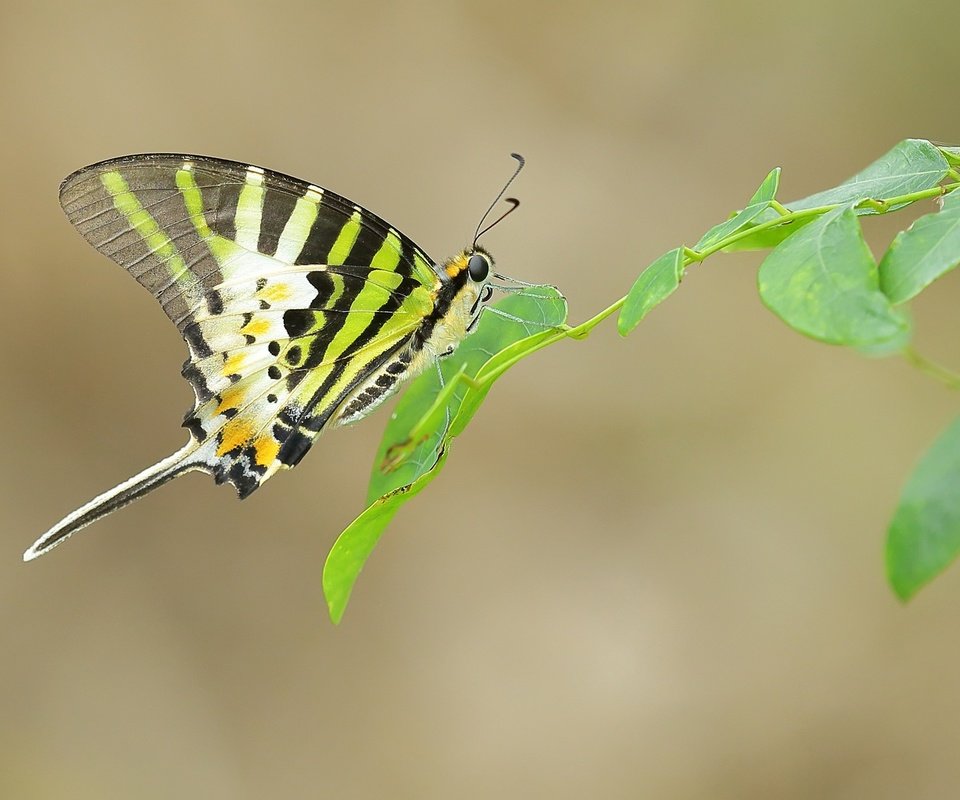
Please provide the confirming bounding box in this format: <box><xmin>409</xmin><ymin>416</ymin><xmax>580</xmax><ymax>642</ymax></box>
<box><xmin>478</xmin><ymin>180</ymin><xmax>960</xmax><ymax>393</ymax></box>
<box><xmin>475</xmin><ymin>297</ymin><xmax>627</xmax><ymax>386</ymax></box>
<box><xmin>902</xmin><ymin>347</ymin><xmax>960</xmax><ymax>390</ymax></box>
<box><xmin>398</xmin><ymin>176</ymin><xmax>960</xmax><ymax>471</ymax></box>
<box><xmin>697</xmin><ymin>182</ymin><xmax>959</xmax><ymax>259</ymax></box>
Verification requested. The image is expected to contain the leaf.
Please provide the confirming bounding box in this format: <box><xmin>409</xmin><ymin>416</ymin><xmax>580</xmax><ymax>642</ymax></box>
<box><xmin>721</xmin><ymin>213</ymin><xmax>817</xmax><ymax>252</ymax></box>
<box><xmin>887</xmin><ymin>415</ymin><xmax>960</xmax><ymax>600</ymax></box>
<box><xmin>854</xmin><ymin>307</ymin><xmax>913</xmax><ymax>357</ymax></box>
<box><xmin>724</xmin><ymin>141</ymin><xmax>949</xmax><ymax>254</ymax></box>
<box><xmin>757</xmin><ymin>205</ymin><xmax>908</xmax><ymax>345</ymax></box>
<box><xmin>695</xmin><ymin>167</ymin><xmax>781</xmax><ymax>250</ymax></box>
<box><xmin>878</xmin><ymin>189</ymin><xmax>960</xmax><ymax>304</ymax></box>
<box><xmin>323</xmin><ymin>286</ymin><xmax>569</xmax><ymax>624</ymax></box>
<box><xmin>787</xmin><ymin>139</ymin><xmax>948</xmax><ymax>214</ymax></box>
<box><xmin>323</xmin><ymin>450</ymin><xmax>450</xmax><ymax>625</ymax></box>
<box><xmin>939</xmin><ymin>146</ymin><xmax>960</xmax><ymax>167</ymax></box>
<box><xmin>617</xmin><ymin>248</ymin><xmax>684</xmax><ymax>336</ymax></box>
<box><xmin>368</xmin><ymin>287</ymin><xmax>567</xmax><ymax>500</ymax></box>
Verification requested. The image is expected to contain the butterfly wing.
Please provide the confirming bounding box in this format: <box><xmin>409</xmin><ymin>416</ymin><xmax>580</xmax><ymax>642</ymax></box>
<box><xmin>59</xmin><ymin>154</ymin><xmax>443</xmax><ymax>495</ymax></box>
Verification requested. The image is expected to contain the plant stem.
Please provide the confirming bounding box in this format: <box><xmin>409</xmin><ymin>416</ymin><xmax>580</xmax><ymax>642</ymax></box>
<box><xmin>696</xmin><ymin>182</ymin><xmax>960</xmax><ymax>259</ymax></box>
<box><xmin>474</xmin><ymin>297</ymin><xmax>628</xmax><ymax>386</ymax></box>
<box><xmin>481</xmin><ymin>181</ymin><xmax>960</xmax><ymax>392</ymax></box>
<box><xmin>902</xmin><ymin>347</ymin><xmax>960</xmax><ymax>390</ymax></box>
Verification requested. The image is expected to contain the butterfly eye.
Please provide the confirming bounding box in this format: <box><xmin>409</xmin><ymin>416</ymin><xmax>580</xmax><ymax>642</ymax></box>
<box><xmin>467</xmin><ymin>254</ymin><xmax>489</xmax><ymax>282</ymax></box>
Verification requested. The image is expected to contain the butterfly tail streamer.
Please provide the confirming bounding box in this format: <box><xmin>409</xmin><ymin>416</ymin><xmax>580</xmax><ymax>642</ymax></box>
<box><xmin>23</xmin><ymin>442</ymin><xmax>207</xmax><ymax>562</ymax></box>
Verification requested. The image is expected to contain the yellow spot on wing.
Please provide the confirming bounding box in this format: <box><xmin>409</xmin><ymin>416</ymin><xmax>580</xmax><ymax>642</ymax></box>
<box><xmin>259</xmin><ymin>282</ymin><xmax>291</xmax><ymax>303</ymax></box>
<box><xmin>217</xmin><ymin>417</ymin><xmax>254</xmax><ymax>456</ymax></box>
<box><xmin>216</xmin><ymin>385</ymin><xmax>246</xmax><ymax>415</ymax></box>
<box><xmin>241</xmin><ymin>317</ymin><xmax>271</xmax><ymax>337</ymax></box>
<box><xmin>253</xmin><ymin>436</ymin><xmax>280</xmax><ymax>467</ymax></box>
<box><xmin>223</xmin><ymin>353</ymin><xmax>246</xmax><ymax>374</ymax></box>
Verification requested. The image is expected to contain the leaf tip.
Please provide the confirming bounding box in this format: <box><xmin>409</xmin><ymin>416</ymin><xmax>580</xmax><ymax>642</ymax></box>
<box><xmin>616</xmin><ymin>312</ymin><xmax>637</xmax><ymax>337</ymax></box>
<box><xmin>322</xmin><ymin>560</ymin><xmax>350</xmax><ymax>625</ymax></box>
<box><xmin>886</xmin><ymin>565</ymin><xmax>921</xmax><ymax>603</ymax></box>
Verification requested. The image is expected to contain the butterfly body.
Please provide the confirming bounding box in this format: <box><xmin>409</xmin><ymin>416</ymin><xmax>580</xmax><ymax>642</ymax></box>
<box><xmin>24</xmin><ymin>154</ymin><xmax>501</xmax><ymax>560</ymax></box>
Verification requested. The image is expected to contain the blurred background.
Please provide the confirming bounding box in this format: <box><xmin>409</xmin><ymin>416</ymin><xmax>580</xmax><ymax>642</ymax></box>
<box><xmin>3</xmin><ymin>1</ymin><xmax>960</xmax><ymax>797</ymax></box>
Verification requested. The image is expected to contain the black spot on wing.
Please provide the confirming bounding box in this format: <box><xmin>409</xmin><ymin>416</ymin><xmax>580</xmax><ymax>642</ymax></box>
<box><xmin>183</xmin><ymin>416</ymin><xmax>206</xmax><ymax>441</ymax></box>
<box><xmin>181</xmin><ymin>360</ymin><xmax>213</xmax><ymax>403</ymax></box>
<box><xmin>184</xmin><ymin>322</ymin><xmax>213</xmax><ymax>358</ymax></box>
<box><xmin>206</xmin><ymin>290</ymin><xmax>224</xmax><ymax>315</ymax></box>
<box><xmin>230</xmin><ymin>460</ymin><xmax>260</xmax><ymax>499</ymax></box>
<box><xmin>283</xmin><ymin>309</ymin><xmax>314</xmax><ymax>337</ymax></box>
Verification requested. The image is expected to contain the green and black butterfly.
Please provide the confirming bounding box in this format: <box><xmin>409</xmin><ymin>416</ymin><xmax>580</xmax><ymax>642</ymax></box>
<box><xmin>24</xmin><ymin>153</ymin><xmax>524</xmax><ymax>561</ymax></box>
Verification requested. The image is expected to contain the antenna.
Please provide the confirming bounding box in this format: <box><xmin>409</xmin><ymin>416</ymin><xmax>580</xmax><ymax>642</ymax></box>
<box><xmin>473</xmin><ymin>153</ymin><xmax>525</xmax><ymax>247</ymax></box>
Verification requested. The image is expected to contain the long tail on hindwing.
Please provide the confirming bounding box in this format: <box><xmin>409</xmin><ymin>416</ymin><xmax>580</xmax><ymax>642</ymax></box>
<box><xmin>23</xmin><ymin>443</ymin><xmax>207</xmax><ymax>561</ymax></box>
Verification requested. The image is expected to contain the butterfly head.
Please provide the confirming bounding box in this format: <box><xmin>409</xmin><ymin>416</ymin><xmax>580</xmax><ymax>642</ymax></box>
<box><xmin>438</xmin><ymin>245</ymin><xmax>496</xmax><ymax>334</ymax></box>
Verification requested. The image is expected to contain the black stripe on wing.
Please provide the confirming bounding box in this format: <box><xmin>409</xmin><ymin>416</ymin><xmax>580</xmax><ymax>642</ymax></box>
<box><xmin>58</xmin><ymin>153</ymin><xmax>441</xmax><ymax>332</ymax></box>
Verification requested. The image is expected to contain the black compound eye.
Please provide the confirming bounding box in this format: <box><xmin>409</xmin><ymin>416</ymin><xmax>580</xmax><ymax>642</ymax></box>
<box><xmin>467</xmin><ymin>253</ymin><xmax>489</xmax><ymax>282</ymax></box>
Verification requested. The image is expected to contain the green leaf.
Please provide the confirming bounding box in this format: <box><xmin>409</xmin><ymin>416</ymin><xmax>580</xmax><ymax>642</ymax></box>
<box><xmin>878</xmin><ymin>189</ymin><xmax>960</xmax><ymax>304</ymax></box>
<box><xmin>323</xmin><ymin>287</ymin><xmax>568</xmax><ymax>624</ymax></box>
<box><xmin>757</xmin><ymin>205</ymin><xmax>908</xmax><ymax>345</ymax></box>
<box><xmin>695</xmin><ymin>168</ymin><xmax>781</xmax><ymax>250</ymax></box>
<box><xmin>939</xmin><ymin>146</ymin><xmax>960</xmax><ymax>167</ymax></box>
<box><xmin>323</xmin><ymin>449</ymin><xmax>450</xmax><ymax>624</ymax></box>
<box><xmin>617</xmin><ymin>248</ymin><xmax>684</xmax><ymax>336</ymax></box>
<box><xmin>367</xmin><ymin>287</ymin><xmax>567</xmax><ymax>500</ymax></box>
<box><xmin>854</xmin><ymin>307</ymin><xmax>913</xmax><ymax>357</ymax></box>
<box><xmin>887</xmin><ymin>415</ymin><xmax>960</xmax><ymax>600</ymax></box>
<box><xmin>721</xmin><ymin>213</ymin><xmax>817</xmax><ymax>252</ymax></box>
<box><xmin>787</xmin><ymin>139</ymin><xmax>948</xmax><ymax>214</ymax></box>
<box><xmin>722</xmin><ymin>141</ymin><xmax>949</xmax><ymax>254</ymax></box>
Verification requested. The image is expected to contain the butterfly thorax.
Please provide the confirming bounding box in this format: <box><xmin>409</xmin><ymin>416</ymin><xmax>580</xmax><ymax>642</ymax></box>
<box><xmin>336</xmin><ymin>247</ymin><xmax>495</xmax><ymax>426</ymax></box>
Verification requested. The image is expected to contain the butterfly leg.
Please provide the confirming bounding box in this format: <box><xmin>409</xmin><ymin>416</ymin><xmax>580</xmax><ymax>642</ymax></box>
<box><xmin>435</xmin><ymin>361</ymin><xmax>453</xmax><ymax>433</ymax></box>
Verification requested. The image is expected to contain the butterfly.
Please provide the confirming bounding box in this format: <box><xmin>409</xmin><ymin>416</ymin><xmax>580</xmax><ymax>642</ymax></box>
<box><xmin>24</xmin><ymin>153</ymin><xmax>525</xmax><ymax>561</ymax></box>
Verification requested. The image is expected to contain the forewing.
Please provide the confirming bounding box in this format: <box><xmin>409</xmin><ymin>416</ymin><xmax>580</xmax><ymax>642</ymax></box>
<box><xmin>58</xmin><ymin>153</ymin><xmax>441</xmax><ymax>331</ymax></box>
<box><xmin>58</xmin><ymin>154</ymin><xmax>441</xmax><ymax>495</ymax></box>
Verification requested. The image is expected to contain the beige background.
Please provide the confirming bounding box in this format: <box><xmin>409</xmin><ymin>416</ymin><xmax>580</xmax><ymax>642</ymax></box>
<box><xmin>3</xmin><ymin>1</ymin><xmax>960</xmax><ymax>797</ymax></box>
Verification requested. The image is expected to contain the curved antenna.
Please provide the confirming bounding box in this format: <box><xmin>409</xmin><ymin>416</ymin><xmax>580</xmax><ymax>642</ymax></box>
<box><xmin>475</xmin><ymin>197</ymin><xmax>520</xmax><ymax>242</ymax></box>
<box><xmin>473</xmin><ymin>153</ymin><xmax>525</xmax><ymax>247</ymax></box>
